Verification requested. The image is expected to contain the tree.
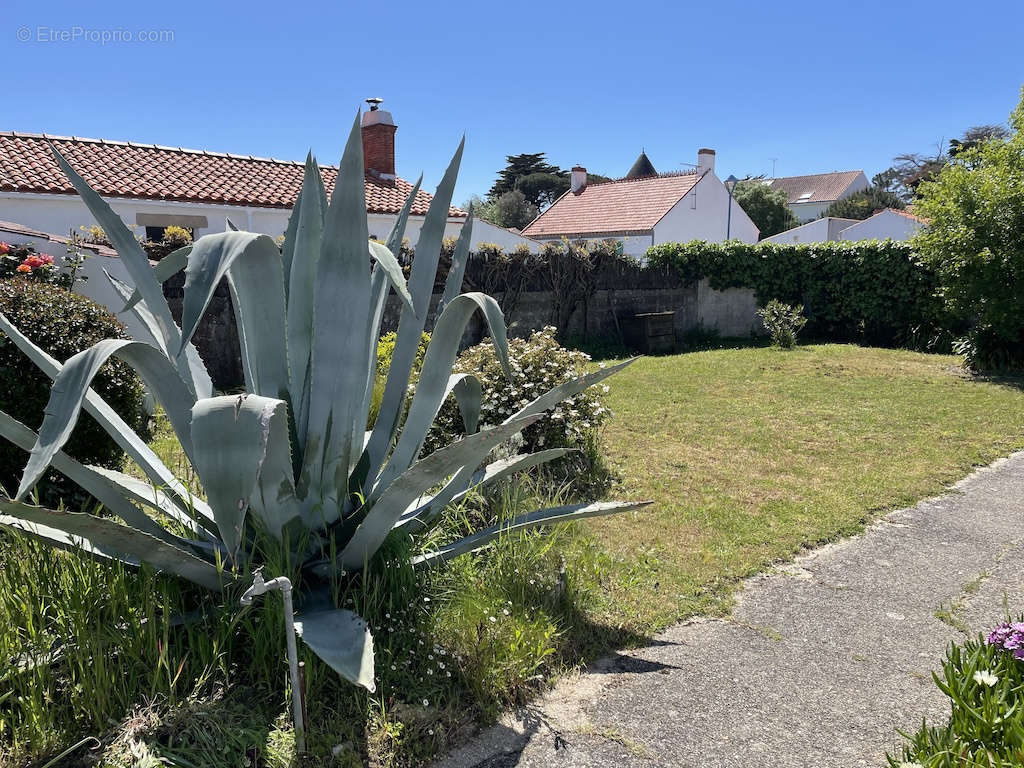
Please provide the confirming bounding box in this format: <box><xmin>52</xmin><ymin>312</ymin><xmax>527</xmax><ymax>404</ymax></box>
<box><xmin>515</xmin><ymin>171</ymin><xmax>570</xmax><ymax>208</ymax></box>
<box><xmin>461</xmin><ymin>194</ymin><xmax>500</xmax><ymax>226</ymax></box>
<box><xmin>914</xmin><ymin>90</ymin><xmax>1024</xmax><ymax>371</ymax></box>
<box><xmin>948</xmin><ymin>124</ymin><xmax>1010</xmax><ymax>158</ymax></box>
<box><xmin>823</xmin><ymin>186</ymin><xmax>906</xmax><ymax>220</ymax></box>
<box><xmin>488</xmin><ymin>153</ymin><xmax>567</xmax><ymax>204</ymax></box>
<box><xmin>733</xmin><ymin>179</ymin><xmax>799</xmax><ymax>238</ymax></box>
<box><xmin>491</xmin><ymin>190</ymin><xmax>539</xmax><ymax>230</ymax></box>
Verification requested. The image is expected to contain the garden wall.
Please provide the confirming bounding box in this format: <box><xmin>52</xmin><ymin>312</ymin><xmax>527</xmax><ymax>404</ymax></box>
<box><xmin>164</xmin><ymin>257</ymin><xmax>759</xmax><ymax>390</ymax></box>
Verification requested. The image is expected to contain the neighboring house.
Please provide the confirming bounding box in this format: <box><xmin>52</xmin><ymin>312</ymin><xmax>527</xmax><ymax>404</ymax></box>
<box><xmin>763</xmin><ymin>207</ymin><xmax>925</xmax><ymax>245</ymax></box>
<box><xmin>767</xmin><ymin>170</ymin><xmax>869</xmax><ymax>222</ymax></box>
<box><xmin>0</xmin><ymin>102</ymin><xmax>539</xmax><ymax>253</ymax></box>
<box><xmin>521</xmin><ymin>149</ymin><xmax>759</xmax><ymax>259</ymax></box>
<box><xmin>761</xmin><ymin>217</ymin><xmax>859</xmax><ymax>244</ymax></box>
<box><xmin>837</xmin><ymin>208</ymin><xmax>925</xmax><ymax>241</ymax></box>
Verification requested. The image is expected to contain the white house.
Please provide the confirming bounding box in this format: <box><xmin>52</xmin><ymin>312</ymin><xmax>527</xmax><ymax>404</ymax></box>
<box><xmin>838</xmin><ymin>208</ymin><xmax>925</xmax><ymax>241</ymax></box>
<box><xmin>762</xmin><ymin>217</ymin><xmax>859</xmax><ymax>244</ymax></box>
<box><xmin>763</xmin><ymin>208</ymin><xmax>925</xmax><ymax>244</ymax></box>
<box><xmin>521</xmin><ymin>149</ymin><xmax>759</xmax><ymax>259</ymax></box>
<box><xmin>0</xmin><ymin>101</ymin><xmax>540</xmax><ymax>255</ymax></box>
<box><xmin>767</xmin><ymin>170</ymin><xmax>869</xmax><ymax>222</ymax></box>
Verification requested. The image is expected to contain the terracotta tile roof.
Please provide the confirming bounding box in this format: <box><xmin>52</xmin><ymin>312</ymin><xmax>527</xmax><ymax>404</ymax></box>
<box><xmin>522</xmin><ymin>171</ymin><xmax>703</xmax><ymax>238</ymax></box>
<box><xmin>0</xmin><ymin>132</ymin><xmax>465</xmax><ymax>217</ymax></box>
<box><xmin>768</xmin><ymin>170</ymin><xmax>865</xmax><ymax>204</ymax></box>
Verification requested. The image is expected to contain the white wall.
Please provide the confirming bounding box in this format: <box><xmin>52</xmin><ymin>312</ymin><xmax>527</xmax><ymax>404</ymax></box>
<box><xmin>1</xmin><ymin>192</ymin><xmax>468</xmax><ymax>251</ymax></box>
<box><xmin>467</xmin><ymin>219</ymin><xmax>541</xmax><ymax>253</ymax></box>
<box><xmin>838</xmin><ymin>210</ymin><xmax>922</xmax><ymax>242</ymax></box>
<box><xmin>653</xmin><ymin>173</ymin><xmax>759</xmax><ymax>246</ymax></box>
<box><xmin>524</xmin><ymin>233</ymin><xmax>653</xmax><ymax>260</ymax></box>
<box><xmin>762</xmin><ymin>217</ymin><xmax>859</xmax><ymax>244</ymax></box>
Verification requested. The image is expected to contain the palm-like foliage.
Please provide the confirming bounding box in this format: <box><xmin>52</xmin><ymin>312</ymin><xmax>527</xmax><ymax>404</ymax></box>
<box><xmin>0</xmin><ymin>115</ymin><xmax>647</xmax><ymax>691</ymax></box>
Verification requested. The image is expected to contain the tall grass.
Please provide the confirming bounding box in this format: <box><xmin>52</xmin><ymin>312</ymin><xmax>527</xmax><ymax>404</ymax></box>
<box><xmin>0</xmin><ymin>469</ymin><xmax>612</xmax><ymax>767</ymax></box>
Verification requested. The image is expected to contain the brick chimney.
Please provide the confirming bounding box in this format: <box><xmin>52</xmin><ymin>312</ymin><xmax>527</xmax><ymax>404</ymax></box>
<box><xmin>361</xmin><ymin>98</ymin><xmax>396</xmax><ymax>182</ymax></box>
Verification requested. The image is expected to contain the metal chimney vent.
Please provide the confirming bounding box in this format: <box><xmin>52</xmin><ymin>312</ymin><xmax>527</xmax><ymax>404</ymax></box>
<box><xmin>365</xmin><ymin>97</ymin><xmax>383</xmax><ymax>111</ymax></box>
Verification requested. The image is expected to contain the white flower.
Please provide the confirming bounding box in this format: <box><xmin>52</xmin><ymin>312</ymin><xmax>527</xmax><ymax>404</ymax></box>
<box><xmin>897</xmin><ymin>763</ymin><xmax>924</xmax><ymax>768</ymax></box>
<box><xmin>974</xmin><ymin>670</ymin><xmax>999</xmax><ymax>687</ymax></box>
<box><xmin>489</xmin><ymin>615</ymin><xmax>497</xmax><ymax>623</ymax></box>
<box><xmin>601</xmin><ymin>385</ymin><xmax>610</xmax><ymax>393</ymax></box>
<box><xmin>423</xmin><ymin>698</ymin><xmax>429</xmax><ymax>707</ymax></box>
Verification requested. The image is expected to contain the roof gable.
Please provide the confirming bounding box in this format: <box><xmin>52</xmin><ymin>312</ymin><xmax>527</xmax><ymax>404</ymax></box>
<box><xmin>0</xmin><ymin>132</ymin><xmax>466</xmax><ymax>217</ymax></box>
<box><xmin>768</xmin><ymin>170</ymin><xmax>865</xmax><ymax>204</ymax></box>
<box><xmin>522</xmin><ymin>172</ymin><xmax>703</xmax><ymax>238</ymax></box>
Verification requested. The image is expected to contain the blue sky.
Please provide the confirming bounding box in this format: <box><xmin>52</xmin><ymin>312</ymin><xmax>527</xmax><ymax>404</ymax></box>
<box><xmin>6</xmin><ymin>0</ymin><xmax>1023</xmax><ymax>205</ymax></box>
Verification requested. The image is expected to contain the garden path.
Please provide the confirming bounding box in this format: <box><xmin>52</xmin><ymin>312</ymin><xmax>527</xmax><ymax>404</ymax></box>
<box><xmin>434</xmin><ymin>451</ymin><xmax>1024</xmax><ymax>767</ymax></box>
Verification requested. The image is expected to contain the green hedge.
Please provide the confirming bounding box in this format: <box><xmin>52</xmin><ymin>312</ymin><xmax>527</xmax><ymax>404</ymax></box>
<box><xmin>0</xmin><ymin>279</ymin><xmax>149</xmax><ymax>505</ymax></box>
<box><xmin>647</xmin><ymin>240</ymin><xmax>952</xmax><ymax>349</ymax></box>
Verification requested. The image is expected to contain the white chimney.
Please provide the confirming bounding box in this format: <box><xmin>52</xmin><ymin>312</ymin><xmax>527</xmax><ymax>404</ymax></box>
<box><xmin>570</xmin><ymin>165</ymin><xmax>587</xmax><ymax>194</ymax></box>
<box><xmin>697</xmin><ymin>148</ymin><xmax>716</xmax><ymax>175</ymax></box>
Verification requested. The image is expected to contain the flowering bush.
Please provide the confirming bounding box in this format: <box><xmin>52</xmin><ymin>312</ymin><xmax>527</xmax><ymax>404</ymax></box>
<box><xmin>0</xmin><ymin>242</ymin><xmax>66</xmax><ymax>286</ymax></box>
<box><xmin>987</xmin><ymin>621</ymin><xmax>1024</xmax><ymax>659</ymax></box>
<box><xmin>424</xmin><ymin>327</ymin><xmax>610</xmax><ymax>455</ymax></box>
<box><xmin>888</xmin><ymin>620</ymin><xmax>1024</xmax><ymax>767</ymax></box>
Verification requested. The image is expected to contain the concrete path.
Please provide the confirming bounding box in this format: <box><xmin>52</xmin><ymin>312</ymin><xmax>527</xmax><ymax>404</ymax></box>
<box><xmin>435</xmin><ymin>452</ymin><xmax>1024</xmax><ymax>768</ymax></box>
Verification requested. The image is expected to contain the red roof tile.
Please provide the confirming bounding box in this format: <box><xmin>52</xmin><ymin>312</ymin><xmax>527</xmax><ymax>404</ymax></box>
<box><xmin>0</xmin><ymin>132</ymin><xmax>465</xmax><ymax>217</ymax></box>
<box><xmin>768</xmin><ymin>170</ymin><xmax>865</xmax><ymax>204</ymax></box>
<box><xmin>522</xmin><ymin>172</ymin><xmax>703</xmax><ymax>238</ymax></box>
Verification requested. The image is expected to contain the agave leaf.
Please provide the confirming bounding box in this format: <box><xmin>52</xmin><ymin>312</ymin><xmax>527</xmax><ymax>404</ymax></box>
<box><xmin>0</xmin><ymin>409</ymin><xmax>181</xmax><ymax>543</ymax></box>
<box><xmin>16</xmin><ymin>339</ymin><xmax>196</xmax><ymax>501</ymax></box>
<box><xmin>226</xmin><ymin>218</ymin><xmax>240</xmax><ymax>232</ymax></box>
<box><xmin>50</xmin><ymin>146</ymin><xmax>181</xmax><ymax>355</ymax></box>
<box><xmin>294</xmin><ymin>609</ymin><xmax>375</xmax><ymax>691</ymax></box>
<box><xmin>338</xmin><ymin>415</ymin><xmax>541</xmax><ymax>572</ymax></box>
<box><xmin>451</xmin><ymin>373</ymin><xmax>482</xmax><ymax>436</ymax></box>
<box><xmin>105</xmin><ymin>270</ymin><xmax>213</xmax><ymax>400</ymax></box>
<box><xmin>375</xmin><ymin>293</ymin><xmax>510</xmax><ymax>495</ymax></box>
<box><xmin>397</xmin><ymin>448</ymin><xmax>572</xmax><ymax>532</ymax></box>
<box><xmin>0</xmin><ymin>499</ymin><xmax>225</xmax><ymax>591</ymax></box>
<box><xmin>0</xmin><ymin>511</ymin><xmax>124</xmax><ymax>561</ymax></box>
<box><xmin>179</xmin><ymin>232</ymin><xmax>289</xmax><ymax>400</ymax></box>
<box><xmin>368</xmin><ymin>241</ymin><xmax>414</xmax><ymax>313</ymax></box>
<box><xmin>439</xmin><ymin>209</ymin><xmax>473</xmax><ymax>312</ymax></box>
<box><xmin>0</xmin><ymin>312</ymin><xmax>197</xmax><ymax>504</ymax></box>
<box><xmin>364</xmin><ymin>140</ymin><xmax>465</xmax><ymax>484</ymax></box>
<box><xmin>303</xmin><ymin>113</ymin><xmax>370</xmax><ymax>517</ymax></box>
<box><xmin>287</xmin><ymin>154</ymin><xmax>326</xmax><ymax>451</ymax></box>
<box><xmin>190</xmin><ymin>394</ymin><xmax>290</xmax><ymax>555</ymax></box>
<box><xmin>85</xmin><ymin>464</ymin><xmax>219</xmax><ymax>539</ymax></box>
<box><xmin>385</xmin><ymin>175</ymin><xmax>422</xmax><ymax>256</ymax></box>
<box><xmin>281</xmin><ymin>188</ymin><xmax>302</xmax><ymax>300</ymax></box>
<box><xmin>119</xmin><ymin>245</ymin><xmax>191</xmax><ymax>312</ymax></box>
<box><xmin>413</xmin><ymin>500</ymin><xmax>654</xmax><ymax>566</ymax></box>
<box><xmin>245</xmin><ymin>400</ymin><xmax>303</xmax><ymax>539</ymax></box>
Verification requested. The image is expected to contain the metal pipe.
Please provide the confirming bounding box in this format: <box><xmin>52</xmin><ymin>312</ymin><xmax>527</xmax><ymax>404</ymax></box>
<box><xmin>240</xmin><ymin>570</ymin><xmax>306</xmax><ymax>754</ymax></box>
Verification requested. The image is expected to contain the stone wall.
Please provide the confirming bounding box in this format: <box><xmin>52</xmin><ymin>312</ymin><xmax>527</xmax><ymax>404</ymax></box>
<box><xmin>165</xmin><ymin>265</ymin><xmax>759</xmax><ymax>391</ymax></box>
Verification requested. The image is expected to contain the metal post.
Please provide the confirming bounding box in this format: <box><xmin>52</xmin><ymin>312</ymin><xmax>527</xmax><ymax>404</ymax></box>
<box><xmin>241</xmin><ymin>570</ymin><xmax>306</xmax><ymax>754</ymax></box>
<box><xmin>724</xmin><ymin>174</ymin><xmax>739</xmax><ymax>241</ymax></box>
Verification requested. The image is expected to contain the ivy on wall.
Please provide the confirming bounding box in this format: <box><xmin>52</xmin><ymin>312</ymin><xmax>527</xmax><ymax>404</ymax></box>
<box><xmin>646</xmin><ymin>240</ymin><xmax>953</xmax><ymax>349</ymax></box>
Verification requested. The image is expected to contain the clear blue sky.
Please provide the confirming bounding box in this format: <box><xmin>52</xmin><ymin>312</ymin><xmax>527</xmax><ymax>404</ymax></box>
<box><xmin>6</xmin><ymin>0</ymin><xmax>1023</xmax><ymax>205</ymax></box>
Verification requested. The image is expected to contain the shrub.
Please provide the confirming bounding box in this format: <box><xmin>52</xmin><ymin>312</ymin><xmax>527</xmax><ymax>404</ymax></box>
<box><xmin>757</xmin><ymin>299</ymin><xmax>806</xmax><ymax>349</ymax></box>
<box><xmin>425</xmin><ymin>326</ymin><xmax>610</xmax><ymax>455</ymax></box>
<box><xmin>162</xmin><ymin>225</ymin><xmax>194</xmax><ymax>247</ymax></box>
<box><xmin>647</xmin><ymin>240</ymin><xmax>950</xmax><ymax>350</ymax></box>
<box><xmin>377</xmin><ymin>330</ymin><xmax>430</xmax><ymax>377</ymax></box>
<box><xmin>888</xmin><ymin>621</ymin><xmax>1024</xmax><ymax>767</ymax></box>
<box><xmin>822</xmin><ymin>185</ymin><xmax>905</xmax><ymax>219</ymax></box>
<box><xmin>0</xmin><ymin>241</ymin><xmax>68</xmax><ymax>287</ymax></box>
<box><xmin>914</xmin><ymin>88</ymin><xmax>1024</xmax><ymax>371</ymax></box>
<box><xmin>0</xmin><ymin>279</ymin><xmax>148</xmax><ymax>502</ymax></box>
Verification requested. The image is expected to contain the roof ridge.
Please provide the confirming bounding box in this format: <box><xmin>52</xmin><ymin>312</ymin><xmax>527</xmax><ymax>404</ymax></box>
<box><xmin>587</xmin><ymin>169</ymin><xmax>700</xmax><ymax>188</ymax></box>
<box><xmin>0</xmin><ymin>130</ymin><xmax>325</xmax><ymax>169</ymax></box>
<box><xmin>771</xmin><ymin>169</ymin><xmax>862</xmax><ymax>180</ymax></box>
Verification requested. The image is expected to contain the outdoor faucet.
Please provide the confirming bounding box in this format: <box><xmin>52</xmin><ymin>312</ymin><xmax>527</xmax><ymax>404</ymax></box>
<box><xmin>240</xmin><ymin>568</ymin><xmax>306</xmax><ymax>753</ymax></box>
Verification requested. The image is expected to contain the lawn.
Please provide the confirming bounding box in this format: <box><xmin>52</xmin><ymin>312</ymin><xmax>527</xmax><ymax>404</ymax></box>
<box><xmin>7</xmin><ymin>343</ymin><xmax>1024</xmax><ymax>766</ymax></box>
<box><xmin>587</xmin><ymin>344</ymin><xmax>1024</xmax><ymax>631</ymax></box>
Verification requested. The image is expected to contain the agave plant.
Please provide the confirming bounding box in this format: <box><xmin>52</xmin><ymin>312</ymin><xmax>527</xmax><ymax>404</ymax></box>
<box><xmin>0</xmin><ymin>114</ymin><xmax>648</xmax><ymax>691</ymax></box>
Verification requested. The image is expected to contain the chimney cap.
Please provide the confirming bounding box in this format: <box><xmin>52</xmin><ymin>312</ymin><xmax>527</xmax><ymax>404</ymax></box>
<box><xmin>366</xmin><ymin>97</ymin><xmax>384</xmax><ymax>111</ymax></box>
<box><xmin>571</xmin><ymin>165</ymin><xmax>586</xmax><ymax>172</ymax></box>
<box><xmin>698</xmin><ymin>148</ymin><xmax>716</xmax><ymax>155</ymax></box>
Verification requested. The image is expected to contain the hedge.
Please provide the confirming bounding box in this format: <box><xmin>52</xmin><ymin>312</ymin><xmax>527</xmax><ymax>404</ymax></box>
<box><xmin>0</xmin><ymin>279</ymin><xmax>149</xmax><ymax>505</ymax></box>
<box><xmin>646</xmin><ymin>240</ymin><xmax>953</xmax><ymax>349</ymax></box>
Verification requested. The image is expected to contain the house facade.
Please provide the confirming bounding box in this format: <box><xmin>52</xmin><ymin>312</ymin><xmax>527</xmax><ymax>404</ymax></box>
<box><xmin>0</xmin><ymin>103</ymin><xmax>540</xmax><ymax>255</ymax></box>
<box><xmin>521</xmin><ymin>149</ymin><xmax>759</xmax><ymax>259</ymax></box>
<box><xmin>763</xmin><ymin>208</ymin><xmax>925</xmax><ymax>244</ymax></box>
<box><xmin>767</xmin><ymin>170</ymin><xmax>869</xmax><ymax>222</ymax></box>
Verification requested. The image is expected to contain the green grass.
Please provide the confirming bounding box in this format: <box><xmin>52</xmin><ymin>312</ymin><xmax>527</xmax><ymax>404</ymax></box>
<box><xmin>6</xmin><ymin>343</ymin><xmax>1024</xmax><ymax>766</ymax></box>
<box><xmin>587</xmin><ymin>344</ymin><xmax>1024</xmax><ymax>630</ymax></box>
